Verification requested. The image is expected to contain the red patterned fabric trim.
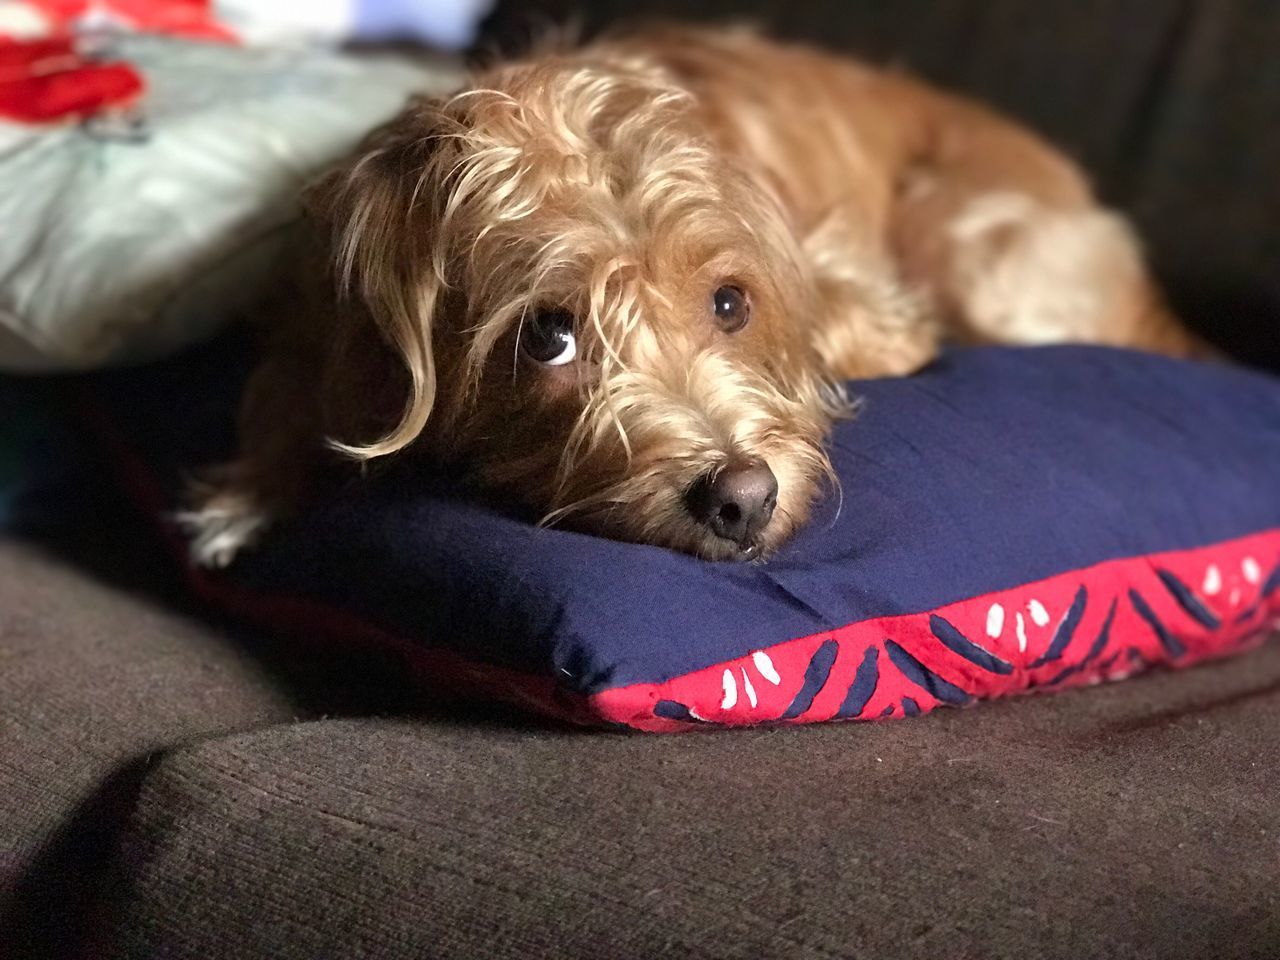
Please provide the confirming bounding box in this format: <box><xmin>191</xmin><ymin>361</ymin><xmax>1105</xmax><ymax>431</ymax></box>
<box><xmin>591</xmin><ymin>530</ymin><xmax>1280</xmax><ymax>731</ymax></box>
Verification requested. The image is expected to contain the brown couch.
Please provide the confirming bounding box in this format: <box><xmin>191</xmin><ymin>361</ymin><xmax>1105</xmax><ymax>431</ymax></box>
<box><xmin>3</xmin><ymin>2</ymin><xmax>1278</xmax><ymax>957</ymax></box>
<box><xmin>3</xmin><ymin>541</ymin><xmax>1279</xmax><ymax>959</ymax></box>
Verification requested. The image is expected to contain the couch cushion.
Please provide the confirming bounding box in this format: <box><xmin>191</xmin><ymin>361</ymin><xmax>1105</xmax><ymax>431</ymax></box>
<box><xmin>0</xmin><ymin>541</ymin><xmax>298</xmax><ymax>957</ymax></box>
<box><xmin>98</xmin><ymin>342</ymin><xmax>1280</xmax><ymax>732</ymax></box>
<box><xmin>101</xmin><ymin>641</ymin><xmax>1280</xmax><ymax>960</ymax></box>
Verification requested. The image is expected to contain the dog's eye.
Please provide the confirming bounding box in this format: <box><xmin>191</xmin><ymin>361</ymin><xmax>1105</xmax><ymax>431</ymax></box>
<box><xmin>712</xmin><ymin>284</ymin><xmax>750</xmax><ymax>333</ymax></box>
<box><xmin>521</xmin><ymin>308</ymin><xmax>577</xmax><ymax>366</ymax></box>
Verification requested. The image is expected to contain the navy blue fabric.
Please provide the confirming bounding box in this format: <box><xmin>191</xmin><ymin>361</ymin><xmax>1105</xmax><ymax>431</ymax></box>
<box><xmin>94</xmin><ymin>341</ymin><xmax>1280</xmax><ymax>694</ymax></box>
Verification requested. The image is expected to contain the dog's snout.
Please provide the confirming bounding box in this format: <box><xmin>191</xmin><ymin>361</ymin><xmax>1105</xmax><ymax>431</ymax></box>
<box><xmin>686</xmin><ymin>458</ymin><xmax>779</xmax><ymax>549</ymax></box>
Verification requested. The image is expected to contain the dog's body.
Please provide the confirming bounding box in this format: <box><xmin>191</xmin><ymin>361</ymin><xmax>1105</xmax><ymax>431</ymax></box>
<box><xmin>186</xmin><ymin>27</ymin><xmax>1205</xmax><ymax>566</ymax></box>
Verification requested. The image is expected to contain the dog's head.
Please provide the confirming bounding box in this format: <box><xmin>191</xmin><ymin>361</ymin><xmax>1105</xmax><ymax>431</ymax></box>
<box><xmin>311</xmin><ymin>52</ymin><xmax>853</xmax><ymax>560</ymax></box>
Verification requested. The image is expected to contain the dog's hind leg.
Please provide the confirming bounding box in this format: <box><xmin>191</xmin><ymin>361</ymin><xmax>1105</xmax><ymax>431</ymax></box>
<box><xmin>887</xmin><ymin>89</ymin><xmax>1206</xmax><ymax>357</ymax></box>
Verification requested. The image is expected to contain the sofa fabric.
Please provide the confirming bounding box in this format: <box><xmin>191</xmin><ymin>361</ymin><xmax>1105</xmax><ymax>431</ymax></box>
<box><xmin>3</xmin><ymin>538</ymin><xmax>1278</xmax><ymax>959</ymax></box>
<box><xmin>0</xmin><ymin>543</ymin><xmax>297</xmax><ymax>958</ymax></box>
<box><xmin>98</xmin><ymin>641</ymin><xmax>1280</xmax><ymax>960</ymax></box>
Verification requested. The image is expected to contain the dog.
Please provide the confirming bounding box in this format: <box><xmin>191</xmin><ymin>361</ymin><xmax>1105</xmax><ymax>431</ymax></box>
<box><xmin>184</xmin><ymin>25</ymin><xmax>1207</xmax><ymax>566</ymax></box>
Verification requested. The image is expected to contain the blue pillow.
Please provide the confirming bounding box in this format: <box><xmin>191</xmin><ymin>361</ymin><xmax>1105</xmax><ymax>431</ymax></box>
<box><xmin>96</xmin><ymin>342</ymin><xmax>1280</xmax><ymax>730</ymax></box>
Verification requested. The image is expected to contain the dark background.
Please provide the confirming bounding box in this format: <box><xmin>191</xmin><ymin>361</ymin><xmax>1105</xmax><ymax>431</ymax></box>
<box><xmin>479</xmin><ymin>0</ymin><xmax>1280</xmax><ymax>368</ymax></box>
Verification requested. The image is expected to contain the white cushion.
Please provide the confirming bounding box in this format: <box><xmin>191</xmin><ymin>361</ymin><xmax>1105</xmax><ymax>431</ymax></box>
<box><xmin>0</xmin><ymin>34</ymin><xmax>460</xmax><ymax>370</ymax></box>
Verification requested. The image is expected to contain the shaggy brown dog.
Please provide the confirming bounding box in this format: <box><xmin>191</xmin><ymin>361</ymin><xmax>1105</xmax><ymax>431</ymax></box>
<box><xmin>185</xmin><ymin>26</ymin><xmax>1205</xmax><ymax>566</ymax></box>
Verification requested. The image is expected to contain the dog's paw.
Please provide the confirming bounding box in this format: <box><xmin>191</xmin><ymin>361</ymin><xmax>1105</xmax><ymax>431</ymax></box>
<box><xmin>175</xmin><ymin>497</ymin><xmax>271</xmax><ymax>569</ymax></box>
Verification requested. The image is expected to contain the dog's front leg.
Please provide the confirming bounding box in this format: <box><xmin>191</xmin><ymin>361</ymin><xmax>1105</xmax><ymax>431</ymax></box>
<box><xmin>180</xmin><ymin>348</ymin><xmax>324</xmax><ymax>568</ymax></box>
<box><xmin>801</xmin><ymin>212</ymin><xmax>940</xmax><ymax>381</ymax></box>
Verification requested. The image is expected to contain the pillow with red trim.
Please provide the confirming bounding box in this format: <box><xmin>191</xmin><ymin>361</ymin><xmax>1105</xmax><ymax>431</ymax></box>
<box><xmin>95</xmin><ymin>340</ymin><xmax>1280</xmax><ymax>731</ymax></box>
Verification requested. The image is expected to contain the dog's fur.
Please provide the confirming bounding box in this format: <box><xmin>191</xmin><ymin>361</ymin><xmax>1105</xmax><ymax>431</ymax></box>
<box><xmin>185</xmin><ymin>26</ymin><xmax>1206</xmax><ymax>566</ymax></box>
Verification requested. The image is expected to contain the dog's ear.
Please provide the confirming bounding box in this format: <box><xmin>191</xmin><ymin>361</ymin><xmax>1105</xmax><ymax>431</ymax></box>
<box><xmin>304</xmin><ymin>96</ymin><xmax>455</xmax><ymax>460</ymax></box>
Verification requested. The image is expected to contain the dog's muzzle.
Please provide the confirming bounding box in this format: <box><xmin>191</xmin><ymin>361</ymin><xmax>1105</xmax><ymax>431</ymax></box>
<box><xmin>684</xmin><ymin>457</ymin><xmax>778</xmax><ymax>556</ymax></box>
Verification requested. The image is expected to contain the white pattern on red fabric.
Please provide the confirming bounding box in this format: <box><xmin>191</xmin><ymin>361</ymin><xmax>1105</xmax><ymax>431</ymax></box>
<box><xmin>986</xmin><ymin>603</ymin><xmax>1004</xmax><ymax>638</ymax></box>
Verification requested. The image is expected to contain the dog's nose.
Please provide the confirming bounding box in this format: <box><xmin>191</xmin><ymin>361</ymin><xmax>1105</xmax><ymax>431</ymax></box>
<box><xmin>685</xmin><ymin>458</ymin><xmax>779</xmax><ymax>547</ymax></box>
